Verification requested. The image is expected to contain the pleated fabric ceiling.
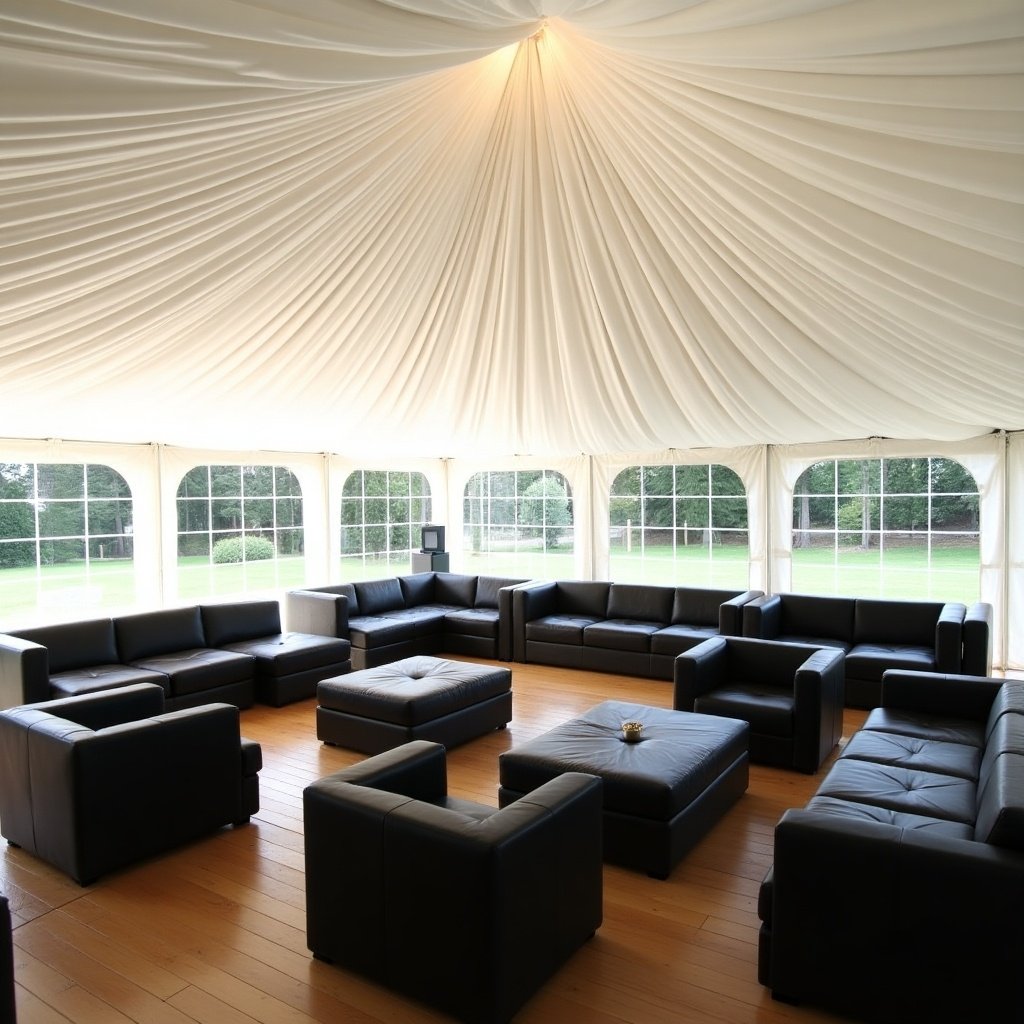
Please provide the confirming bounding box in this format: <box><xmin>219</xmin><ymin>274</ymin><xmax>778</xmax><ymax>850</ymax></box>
<box><xmin>2</xmin><ymin>0</ymin><xmax>1023</xmax><ymax>457</ymax></box>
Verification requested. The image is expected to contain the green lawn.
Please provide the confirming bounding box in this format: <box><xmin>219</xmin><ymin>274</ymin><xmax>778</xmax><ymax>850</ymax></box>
<box><xmin>0</xmin><ymin>543</ymin><xmax>981</xmax><ymax>624</ymax></box>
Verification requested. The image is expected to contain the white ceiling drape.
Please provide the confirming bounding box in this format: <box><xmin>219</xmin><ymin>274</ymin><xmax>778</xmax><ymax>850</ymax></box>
<box><xmin>1</xmin><ymin>0</ymin><xmax>1022</xmax><ymax>456</ymax></box>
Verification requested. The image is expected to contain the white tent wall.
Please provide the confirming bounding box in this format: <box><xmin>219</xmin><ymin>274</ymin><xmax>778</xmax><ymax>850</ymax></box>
<box><xmin>1009</xmin><ymin>430</ymin><xmax>1024</xmax><ymax>670</ymax></box>
<box><xmin>2</xmin><ymin>433</ymin><xmax>1020</xmax><ymax>669</ymax></box>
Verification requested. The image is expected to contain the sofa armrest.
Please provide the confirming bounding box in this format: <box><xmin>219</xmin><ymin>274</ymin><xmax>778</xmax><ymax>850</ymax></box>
<box><xmin>935</xmin><ymin>601</ymin><xmax>966</xmax><ymax>673</ymax></box>
<box><xmin>880</xmin><ymin>669</ymin><xmax>1003</xmax><ymax>721</ymax></box>
<box><xmin>672</xmin><ymin>636</ymin><xmax>728</xmax><ymax>710</ymax></box>
<box><xmin>962</xmin><ymin>601</ymin><xmax>994</xmax><ymax>676</ymax></box>
<box><xmin>332</xmin><ymin>738</ymin><xmax>448</xmax><ymax>803</ymax></box>
<box><xmin>0</xmin><ymin>633</ymin><xmax>49</xmax><ymax>708</ymax></box>
<box><xmin>768</xmin><ymin>808</ymin><xmax>1024</xmax><ymax>1021</ymax></box>
<box><xmin>742</xmin><ymin>594</ymin><xmax>780</xmax><ymax>639</ymax></box>
<box><xmin>792</xmin><ymin>648</ymin><xmax>845</xmax><ymax>773</ymax></box>
<box><xmin>720</xmin><ymin>590</ymin><xmax>763</xmax><ymax>636</ymax></box>
<box><xmin>284</xmin><ymin>590</ymin><xmax>350</xmax><ymax>638</ymax></box>
<box><xmin>512</xmin><ymin>581</ymin><xmax>557</xmax><ymax>661</ymax></box>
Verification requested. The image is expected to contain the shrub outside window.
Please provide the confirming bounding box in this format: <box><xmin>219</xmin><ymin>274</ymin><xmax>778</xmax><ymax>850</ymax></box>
<box><xmin>0</xmin><ymin>462</ymin><xmax>135</xmax><ymax>622</ymax></box>
<box><xmin>340</xmin><ymin>471</ymin><xmax>432</xmax><ymax>581</ymax></box>
<box><xmin>609</xmin><ymin>464</ymin><xmax>749</xmax><ymax>587</ymax></box>
<box><xmin>463</xmin><ymin>470</ymin><xmax>574</xmax><ymax>578</ymax></box>
<box><xmin>791</xmin><ymin>457</ymin><xmax>980</xmax><ymax>601</ymax></box>
<box><xmin>176</xmin><ymin>464</ymin><xmax>304</xmax><ymax>598</ymax></box>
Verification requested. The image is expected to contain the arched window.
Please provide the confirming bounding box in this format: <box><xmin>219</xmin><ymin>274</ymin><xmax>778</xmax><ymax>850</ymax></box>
<box><xmin>609</xmin><ymin>464</ymin><xmax>749</xmax><ymax>586</ymax></box>
<box><xmin>341</xmin><ymin>470</ymin><xmax>432</xmax><ymax>580</ymax></box>
<box><xmin>791</xmin><ymin>457</ymin><xmax>980</xmax><ymax>600</ymax></box>
<box><xmin>0</xmin><ymin>462</ymin><xmax>134</xmax><ymax>622</ymax></box>
<box><xmin>463</xmin><ymin>470</ymin><xmax>573</xmax><ymax>577</ymax></box>
<box><xmin>176</xmin><ymin>464</ymin><xmax>304</xmax><ymax>599</ymax></box>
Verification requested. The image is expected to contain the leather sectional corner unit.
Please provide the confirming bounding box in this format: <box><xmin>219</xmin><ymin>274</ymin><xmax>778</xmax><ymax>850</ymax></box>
<box><xmin>285</xmin><ymin>572</ymin><xmax>529</xmax><ymax>670</ymax></box>
<box><xmin>511</xmin><ymin>580</ymin><xmax>763</xmax><ymax>680</ymax></box>
<box><xmin>758</xmin><ymin>670</ymin><xmax>1024</xmax><ymax>1023</ymax></box>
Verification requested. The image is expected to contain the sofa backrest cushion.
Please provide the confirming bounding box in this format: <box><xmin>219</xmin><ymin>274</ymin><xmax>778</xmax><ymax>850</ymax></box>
<box><xmin>855</xmin><ymin>599</ymin><xmax>943</xmax><ymax>646</ymax></box>
<box><xmin>475</xmin><ymin>576</ymin><xmax>526</xmax><ymax>609</ymax></box>
<box><xmin>672</xmin><ymin>588</ymin><xmax>737</xmax><ymax>627</ymax></box>
<box><xmin>434</xmin><ymin>573</ymin><xmax>477</xmax><ymax>608</ymax></box>
<box><xmin>201</xmin><ymin>601</ymin><xmax>281</xmax><ymax>647</ymax></box>
<box><xmin>727</xmin><ymin>637</ymin><xmax>819</xmax><ymax>682</ymax></box>
<box><xmin>355</xmin><ymin>578</ymin><xmax>405</xmax><ymax>616</ymax></box>
<box><xmin>115</xmin><ymin>606</ymin><xmax>205</xmax><ymax>662</ymax></box>
<box><xmin>399</xmin><ymin>573</ymin><xmax>436</xmax><ymax>608</ymax></box>
<box><xmin>13</xmin><ymin>619</ymin><xmax>117</xmax><ymax>673</ymax></box>
<box><xmin>608</xmin><ymin>584</ymin><xmax>673</xmax><ymax>624</ymax></box>
<box><xmin>985</xmin><ymin>681</ymin><xmax>1024</xmax><ymax>742</ymax></box>
<box><xmin>975</xmin><ymin>716</ymin><xmax>1024</xmax><ymax>850</ymax></box>
<box><xmin>781</xmin><ymin>594</ymin><xmax>856</xmax><ymax>643</ymax></box>
<box><xmin>554</xmin><ymin>581</ymin><xmax>610</xmax><ymax>618</ymax></box>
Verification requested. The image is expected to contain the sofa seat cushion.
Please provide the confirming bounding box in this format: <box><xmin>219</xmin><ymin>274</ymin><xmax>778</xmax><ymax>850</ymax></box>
<box><xmin>814</xmin><ymin>759</ymin><xmax>977</xmax><ymax>824</ymax></box>
<box><xmin>50</xmin><ymin>665</ymin><xmax>171</xmax><ymax>699</ymax></box>
<box><xmin>375</xmin><ymin>606</ymin><xmax>453</xmax><ymax>637</ymax></box>
<box><xmin>347</xmin><ymin>615</ymin><xmax>417</xmax><ymax>649</ymax></box>
<box><xmin>219</xmin><ymin>633</ymin><xmax>351</xmax><ymax>677</ymax></box>
<box><xmin>862</xmin><ymin>707</ymin><xmax>985</xmax><ymax>748</ymax></box>
<box><xmin>845</xmin><ymin>643</ymin><xmax>936</xmax><ymax>681</ymax></box>
<box><xmin>443</xmin><ymin>607</ymin><xmax>499</xmax><ymax>639</ymax></box>
<box><xmin>694</xmin><ymin>683</ymin><xmax>793</xmax><ymax>738</ymax></box>
<box><xmin>584</xmin><ymin>620</ymin><xmax>663</xmax><ymax>653</ymax></box>
<box><xmin>650</xmin><ymin>624</ymin><xmax>719</xmax><ymax>656</ymax></box>
<box><xmin>129</xmin><ymin>649</ymin><xmax>254</xmax><ymax>698</ymax></box>
<box><xmin>840</xmin><ymin>729</ymin><xmax>982</xmax><ymax>781</ymax></box>
<box><xmin>526</xmin><ymin>614</ymin><xmax>603</xmax><ymax>646</ymax></box>
<box><xmin>804</xmin><ymin>795</ymin><xmax>975</xmax><ymax>840</ymax></box>
<box><xmin>776</xmin><ymin>633</ymin><xmax>851</xmax><ymax>654</ymax></box>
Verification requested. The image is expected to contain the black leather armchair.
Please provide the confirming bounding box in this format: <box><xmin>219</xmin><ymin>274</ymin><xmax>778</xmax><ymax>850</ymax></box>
<box><xmin>0</xmin><ymin>684</ymin><xmax>261</xmax><ymax>885</ymax></box>
<box><xmin>674</xmin><ymin>636</ymin><xmax>845</xmax><ymax>773</ymax></box>
<box><xmin>304</xmin><ymin>740</ymin><xmax>603</xmax><ymax>1024</ymax></box>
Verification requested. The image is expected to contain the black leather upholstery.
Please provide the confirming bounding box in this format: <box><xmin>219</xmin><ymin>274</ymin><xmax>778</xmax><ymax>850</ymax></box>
<box><xmin>304</xmin><ymin>741</ymin><xmax>602</xmax><ymax>1024</ymax></box>
<box><xmin>674</xmin><ymin>636</ymin><xmax>845</xmax><ymax>773</ymax></box>
<box><xmin>0</xmin><ymin>684</ymin><xmax>260</xmax><ymax>885</ymax></box>
<box><xmin>286</xmin><ymin>572</ymin><xmax>529</xmax><ymax>668</ymax></box>
<box><xmin>513</xmin><ymin>581</ymin><xmax>762</xmax><ymax>679</ymax></box>
<box><xmin>743</xmin><ymin>592</ymin><xmax>982</xmax><ymax>708</ymax></box>
<box><xmin>759</xmin><ymin>670</ymin><xmax>1024</xmax><ymax>1022</ymax></box>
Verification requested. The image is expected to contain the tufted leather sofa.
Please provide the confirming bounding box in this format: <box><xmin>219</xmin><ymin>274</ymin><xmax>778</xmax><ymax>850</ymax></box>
<box><xmin>285</xmin><ymin>572</ymin><xmax>529</xmax><ymax>670</ymax></box>
<box><xmin>512</xmin><ymin>580</ymin><xmax>763</xmax><ymax>680</ymax></box>
<box><xmin>741</xmin><ymin>592</ymin><xmax>991</xmax><ymax>707</ymax></box>
<box><xmin>758</xmin><ymin>669</ymin><xmax>1024</xmax><ymax>1022</ymax></box>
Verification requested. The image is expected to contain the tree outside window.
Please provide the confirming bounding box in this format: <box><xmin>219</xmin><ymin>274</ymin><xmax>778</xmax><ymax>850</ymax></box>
<box><xmin>340</xmin><ymin>471</ymin><xmax>432</xmax><ymax>581</ymax></box>
<box><xmin>609</xmin><ymin>463</ymin><xmax>749</xmax><ymax>587</ymax></box>
<box><xmin>791</xmin><ymin>457</ymin><xmax>980</xmax><ymax>600</ymax></box>
<box><xmin>463</xmin><ymin>470</ymin><xmax>573</xmax><ymax>577</ymax></box>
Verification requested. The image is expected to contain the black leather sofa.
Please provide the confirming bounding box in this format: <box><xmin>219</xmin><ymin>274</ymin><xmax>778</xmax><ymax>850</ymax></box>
<box><xmin>512</xmin><ymin>580</ymin><xmax>763</xmax><ymax>680</ymax></box>
<box><xmin>758</xmin><ymin>670</ymin><xmax>1024</xmax><ymax>1023</ymax></box>
<box><xmin>285</xmin><ymin>572</ymin><xmax>529</xmax><ymax>671</ymax></box>
<box><xmin>0</xmin><ymin>683</ymin><xmax>261</xmax><ymax>885</ymax></box>
<box><xmin>741</xmin><ymin>592</ymin><xmax>990</xmax><ymax>707</ymax></box>
<box><xmin>0</xmin><ymin>599</ymin><xmax>350</xmax><ymax>710</ymax></box>
<box><xmin>304</xmin><ymin>740</ymin><xmax>603</xmax><ymax>1024</ymax></box>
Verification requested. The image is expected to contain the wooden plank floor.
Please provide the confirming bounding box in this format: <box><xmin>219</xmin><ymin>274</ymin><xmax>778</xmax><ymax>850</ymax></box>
<box><xmin>2</xmin><ymin>661</ymin><xmax>869</xmax><ymax>1024</ymax></box>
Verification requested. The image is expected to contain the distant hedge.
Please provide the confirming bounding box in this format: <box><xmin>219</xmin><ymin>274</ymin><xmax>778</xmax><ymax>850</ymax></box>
<box><xmin>212</xmin><ymin>536</ymin><xmax>275</xmax><ymax>563</ymax></box>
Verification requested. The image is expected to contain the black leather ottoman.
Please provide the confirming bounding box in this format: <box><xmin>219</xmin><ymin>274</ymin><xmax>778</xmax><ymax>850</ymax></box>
<box><xmin>499</xmin><ymin>700</ymin><xmax>749</xmax><ymax>878</ymax></box>
<box><xmin>316</xmin><ymin>656</ymin><xmax>512</xmax><ymax>753</ymax></box>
